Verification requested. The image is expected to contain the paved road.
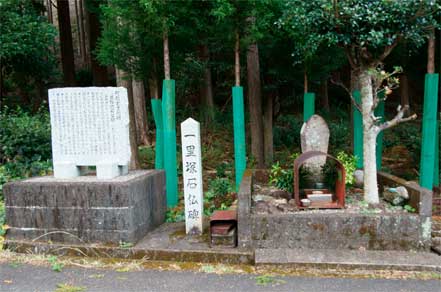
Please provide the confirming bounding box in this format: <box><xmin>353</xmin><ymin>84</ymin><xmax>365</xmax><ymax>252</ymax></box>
<box><xmin>0</xmin><ymin>263</ymin><xmax>440</xmax><ymax>292</ymax></box>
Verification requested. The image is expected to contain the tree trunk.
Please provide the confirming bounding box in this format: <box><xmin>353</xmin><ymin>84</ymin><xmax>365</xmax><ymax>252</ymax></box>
<box><xmin>246</xmin><ymin>42</ymin><xmax>265</xmax><ymax>168</ymax></box>
<box><xmin>304</xmin><ymin>69</ymin><xmax>308</xmax><ymax>93</ymax></box>
<box><xmin>133</xmin><ymin>79</ymin><xmax>150</xmax><ymax>146</ymax></box>
<box><xmin>116</xmin><ymin>69</ymin><xmax>140</xmax><ymax>169</ymax></box>
<box><xmin>427</xmin><ymin>29</ymin><xmax>435</xmax><ymax>74</ymax></box>
<box><xmin>74</xmin><ymin>0</ymin><xmax>82</xmax><ymax>61</ymax></box>
<box><xmin>163</xmin><ymin>32</ymin><xmax>170</xmax><ymax>79</ymax></box>
<box><xmin>235</xmin><ymin>31</ymin><xmax>240</xmax><ymax>86</ymax></box>
<box><xmin>56</xmin><ymin>0</ymin><xmax>76</xmax><ymax>86</ymax></box>
<box><xmin>400</xmin><ymin>73</ymin><xmax>410</xmax><ymax>107</ymax></box>
<box><xmin>149</xmin><ymin>58</ymin><xmax>159</xmax><ymax>99</ymax></box>
<box><xmin>46</xmin><ymin>0</ymin><xmax>53</xmax><ymax>24</ymax></box>
<box><xmin>359</xmin><ymin>69</ymin><xmax>379</xmax><ymax>204</ymax></box>
<box><xmin>263</xmin><ymin>92</ymin><xmax>274</xmax><ymax>165</ymax></box>
<box><xmin>199</xmin><ymin>44</ymin><xmax>215</xmax><ymax>122</ymax></box>
<box><xmin>79</xmin><ymin>0</ymin><xmax>89</xmax><ymax>68</ymax></box>
<box><xmin>319</xmin><ymin>79</ymin><xmax>330</xmax><ymax>111</ymax></box>
<box><xmin>86</xmin><ymin>4</ymin><xmax>109</xmax><ymax>85</ymax></box>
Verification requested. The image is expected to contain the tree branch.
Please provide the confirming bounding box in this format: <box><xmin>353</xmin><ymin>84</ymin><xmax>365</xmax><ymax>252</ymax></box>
<box><xmin>378</xmin><ymin>36</ymin><xmax>401</xmax><ymax>62</ymax></box>
<box><xmin>330</xmin><ymin>77</ymin><xmax>363</xmax><ymax>113</ymax></box>
<box><xmin>378</xmin><ymin>104</ymin><xmax>417</xmax><ymax>132</ymax></box>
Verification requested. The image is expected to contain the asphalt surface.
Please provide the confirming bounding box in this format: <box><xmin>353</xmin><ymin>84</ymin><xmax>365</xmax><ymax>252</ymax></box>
<box><xmin>0</xmin><ymin>263</ymin><xmax>440</xmax><ymax>292</ymax></box>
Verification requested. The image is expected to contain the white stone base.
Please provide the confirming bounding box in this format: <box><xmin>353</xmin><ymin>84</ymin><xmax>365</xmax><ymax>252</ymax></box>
<box><xmin>53</xmin><ymin>162</ymin><xmax>80</xmax><ymax>178</ymax></box>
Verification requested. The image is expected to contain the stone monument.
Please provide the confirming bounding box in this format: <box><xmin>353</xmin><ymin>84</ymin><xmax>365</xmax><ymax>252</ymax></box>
<box><xmin>4</xmin><ymin>87</ymin><xmax>166</xmax><ymax>245</ymax></box>
<box><xmin>181</xmin><ymin>118</ymin><xmax>204</xmax><ymax>235</ymax></box>
<box><xmin>300</xmin><ymin>114</ymin><xmax>330</xmax><ymax>179</ymax></box>
<box><xmin>49</xmin><ymin>87</ymin><xmax>131</xmax><ymax>179</ymax></box>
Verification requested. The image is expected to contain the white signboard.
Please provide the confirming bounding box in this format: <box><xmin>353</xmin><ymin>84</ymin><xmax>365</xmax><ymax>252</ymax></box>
<box><xmin>181</xmin><ymin>118</ymin><xmax>204</xmax><ymax>235</ymax></box>
<box><xmin>48</xmin><ymin>87</ymin><xmax>131</xmax><ymax>179</ymax></box>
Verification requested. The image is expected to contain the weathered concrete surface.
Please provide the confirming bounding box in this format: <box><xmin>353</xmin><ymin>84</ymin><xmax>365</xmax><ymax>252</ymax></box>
<box><xmin>5</xmin><ymin>222</ymin><xmax>253</xmax><ymax>265</ymax></box>
<box><xmin>4</xmin><ymin>170</ymin><xmax>166</xmax><ymax>244</ymax></box>
<box><xmin>255</xmin><ymin>249</ymin><xmax>441</xmax><ymax>272</ymax></box>
<box><xmin>238</xmin><ymin>170</ymin><xmax>432</xmax><ymax>251</ymax></box>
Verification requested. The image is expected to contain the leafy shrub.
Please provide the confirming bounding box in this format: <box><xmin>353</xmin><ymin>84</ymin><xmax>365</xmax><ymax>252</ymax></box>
<box><xmin>336</xmin><ymin>151</ymin><xmax>357</xmax><ymax>185</ymax></box>
<box><xmin>269</xmin><ymin>162</ymin><xmax>294</xmax><ymax>193</ymax></box>
<box><xmin>0</xmin><ymin>108</ymin><xmax>51</xmax><ymax>164</ymax></box>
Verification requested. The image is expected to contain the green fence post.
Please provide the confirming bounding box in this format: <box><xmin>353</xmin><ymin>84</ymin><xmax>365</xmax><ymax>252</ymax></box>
<box><xmin>419</xmin><ymin>73</ymin><xmax>439</xmax><ymax>189</ymax></box>
<box><xmin>353</xmin><ymin>90</ymin><xmax>363</xmax><ymax>168</ymax></box>
<box><xmin>303</xmin><ymin>92</ymin><xmax>315</xmax><ymax>122</ymax></box>
<box><xmin>375</xmin><ymin>92</ymin><xmax>385</xmax><ymax>170</ymax></box>
<box><xmin>434</xmin><ymin>113</ymin><xmax>440</xmax><ymax>187</ymax></box>
<box><xmin>232</xmin><ymin>86</ymin><xmax>246</xmax><ymax>190</ymax></box>
<box><xmin>151</xmin><ymin>99</ymin><xmax>164</xmax><ymax>169</ymax></box>
<box><xmin>162</xmin><ymin>79</ymin><xmax>178</xmax><ymax>207</ymax></box>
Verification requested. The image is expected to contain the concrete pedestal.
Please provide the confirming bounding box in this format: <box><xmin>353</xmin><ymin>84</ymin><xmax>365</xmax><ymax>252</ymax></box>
<box><xmin>4</xmin><ymin>170</ymin><xmax>166</xmax><ymax>244</ymax></box>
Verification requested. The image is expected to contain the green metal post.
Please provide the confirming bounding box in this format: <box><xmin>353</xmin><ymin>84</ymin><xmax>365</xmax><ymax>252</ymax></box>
<box><xmin>162</xmin><ymin>79</ymin><xmax>178</xmax><ymax>207</ymax></box>
<box><xmin>419</xmin><ymin>73</ymin><xmax>439</xmax><ymax>189</ymax></box>
<box><xmin>232</xmin><ymin>86</ymin><xmax>246</xmax><ymax>190</ymax></box>
<box><xmin>434</xmin><ymin>113</ymin><xmax>440</xmax><ymax>187</ymax></box>
<box><xmin>151</xmin><ymin>99</ymin><xmax>164</xmax><ymax>169</ymax></box>
<box><xmin>353</xmin><ymin>90</ymin><xmax>363</xmax><ymax>168</ymax></box>
<box><xmin>303</xmin><ymin>92</ymin><xmax>315</xmax><ymax>122</ymax></box>
<box><xmin>375</xmin><ymin>92</ymin><xmax>385</xmax><ymax>170</ymax></box>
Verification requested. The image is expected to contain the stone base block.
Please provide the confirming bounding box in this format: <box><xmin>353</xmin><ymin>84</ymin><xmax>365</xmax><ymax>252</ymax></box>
<box><xmin>4</xmin><ymin>170</ymin><xmax>166</xmax><ymax>244</ymax></box>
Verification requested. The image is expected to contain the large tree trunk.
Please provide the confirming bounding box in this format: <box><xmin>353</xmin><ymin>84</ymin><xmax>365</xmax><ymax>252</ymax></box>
<box><xmin>46</xmin><ymin>0</ymin><xmax>53</xmax><ymax>24</ymax></box>
<box><xmin>359</xmin><ymin>69</ymin><xmax>379</xmax><ymax>204</ymax></box>
<box><xmin>246</xmin><ymin>42</ymin><xmax>265</xmax><ymax>168</ymax></box>
<box><xmin>133</xmin><ymin>79</ymin><xmax>150</xmax><ymax>146</ymax></box>
<box><xmin>116</xmin><ymin>69</ymin><xmax>140</xmax><ymax>169</ymax></box>
<box><xmin>199</xmin><ymin>44</ymin><xmax>215</xmax><ymax>122</ymax></box>
<box><xmin>149</xmin><ymin>58</ymin><xmax>160</xmax><ymax>99</ymax></box>
<box><xmin>56</xmin><ymin>0</ymin><xmax>76</xmax><ymax>86</ymax></box>
<box><xmin>86</xmin><ymin>3</ymin><xmax>109</xmax><ymax>85</ymax></box>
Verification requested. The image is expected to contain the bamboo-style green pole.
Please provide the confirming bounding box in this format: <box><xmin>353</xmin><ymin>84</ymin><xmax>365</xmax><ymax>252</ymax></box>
<box><xmin>419</xmin><ymin>73</ymin><xmax>439</xmax><ymax>189</ymax></box>
<box><xmin>151</xmin><ymin>99</ymin><xmax>164</xmax><ymax>169</ymax></box>
<box><xmin>375</xmin><ymin>92</ymin><xmax>385</xmax><ymax>169</ymax></box>
<box><xmin>162</xmin><ymin>79</ymin><xmax>178</xmax><ymax>206</ymax></box>
<box><xmin>303</xmin><ymin>92</ymin><xmax>315</xmax><ymax>122</ymax></box>
<box><xmin>353</xmin><ymin>90</ymin><xmax>363</xmax><ymax>168</ymax></box>
<box><xmin>434</xmin><ymin>112</ymin><xmax>440</xmax><ymax>187</ymax></box>
<box><xmin>232</xmin><ymin>86</ymin><xmax>246</xmax><ymax>190</ymax></box>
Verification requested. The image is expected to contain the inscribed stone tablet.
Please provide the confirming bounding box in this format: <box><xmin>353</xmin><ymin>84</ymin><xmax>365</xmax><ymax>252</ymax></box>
<box><xmin>48</xmin><ymin>87</ymin><xmax>131</xmax><ymax>177</ymax></box>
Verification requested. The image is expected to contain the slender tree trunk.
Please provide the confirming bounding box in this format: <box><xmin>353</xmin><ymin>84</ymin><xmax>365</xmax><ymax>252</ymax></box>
<box><xmin>46</xmin><ymin>0</ymin><xmax>53</xmax><ymax>24</ymax></box>
<box><xmin>263</xmin><ymin>92</ymin><xmax>274</xmax><ymax>165</ymax></box>
<box><xmin>163</xmin><ymin>32</ymin><xmax>170</xmax><ymax>79</ymax></box>
<box><xmin>304</xmin><ymin>69</ymin><xmax>308</xmax><ymax>93</ymax></box>
<box><xmin>246</xmin><ymin>42</ymin><xmax>265</xmax><ymax>168</ymax></box>
<box><xmin>116</xmin><ymin>69</ymin><xmax>140</xmax><ymax>169</ymax></box>
<box><xmin>359</xmin><ymin>68</ymin><xmax>379</xmax><ymax>204</ymax></box>
<box><xmin>319</xmin><ymin>79</ymin><xmax>330</xmax><ymax>111</ymax></box>
<box><xmin>400</xmin><ymin>73</ymin><xmax>410</xmax><ymax>107</ymax></box>
<box><xmin>199</xmin><ymin>44</ymin><xmax>215</xmax><ymax>122</ymax></box>
<box><xmin>79</xmin><ymin>0</ymin><xmax>88</xmax><ymax>68</ymax></box>
<box><xmin>133</xmin><ymin>79</ymin><xmax>150</xmax><ymax>146</ymax></box>
<box><xmin>427</xmin><ymin>29</ymin><xmax>435</xmax><ymax>74</ymax></box>
<box><xmin>86</xmin><ymin>4</ymin><xmax>109</xmax><ymax>85</ymax></box>
<box><xmin>149</xmin><ymin>57</ymin><xmax>159</xmax><ymax>99</ymax></box>
<box><xmin>235</xmin><ymin>31</ymin><xmax>240</xmax><ymax>86</ymax></box>
<box><xmin>74</xmin><ymin>0</ymin><xmax>85</xmax><ymax>68</ymax></box>
<box><xmin>56</xmin><ymin>0</ymin><xmax>76</xmax><ymax>86</ymax></box>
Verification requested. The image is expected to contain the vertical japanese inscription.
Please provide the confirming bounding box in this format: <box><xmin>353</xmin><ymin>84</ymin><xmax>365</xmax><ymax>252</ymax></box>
<box><xmin>181</xmin><ymin>118</ymin><xmax>204</xmax><ymax>235</ymax></box>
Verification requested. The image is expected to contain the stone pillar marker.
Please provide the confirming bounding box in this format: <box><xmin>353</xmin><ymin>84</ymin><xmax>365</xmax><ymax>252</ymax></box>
<box><xmin>181</xmin><ymin>118</ymin><xmax>204</xmax><ymax>235</ymax></box>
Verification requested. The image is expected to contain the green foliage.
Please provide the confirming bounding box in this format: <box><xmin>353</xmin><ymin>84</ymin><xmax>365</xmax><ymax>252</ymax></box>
<box><xmin>269</xmin><ymin>162</ymin><xmax>293</xmax><ymax>193</ymax></box>
<box><xmin>404</xmin><ymin>204</ymin><xmax>416</xmax><ymax>213</ymax></box>
<box><xmin>119</xmin><ymin>241</ymin><xmax>134</xmax><ymax>249</ymax></box>
<box><xmin>0</xmin><ymin>108</ymin><xmax>52</xmax><ymax>199</ymax></box>
<box><xmin>336</xmin><ymin>152</ymin><xmax>357</xmax><ymax>186</ymax></box>
<box><xmin>0</xmin><ymin>0</ymin><xmax>57</xmax><ymax>99</ymax></box>
<box><xmin>165</xmin><ymin>207</ymin><xmax>185</xmax><ymax>223</ymax></box>
<box><xmin>48</xmin><ymin>255</ymin><xmax>64</xmax><ymax>272</ymax></box>
<box><xmin>204</xmin><ymin>177</ymin><xmax>235</xmax><ymax>216</ymax></box>
<box><xmin>54</xmin><ymin>284</ymin><xmax>85</xmax><ymax>292</ymax></box>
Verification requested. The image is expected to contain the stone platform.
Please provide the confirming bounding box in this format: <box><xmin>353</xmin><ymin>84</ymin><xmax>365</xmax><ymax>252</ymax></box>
<box><xmin>4</xmin><ymin>170</ymin><xmax>166</xmax><ymax>244</ymax></box>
